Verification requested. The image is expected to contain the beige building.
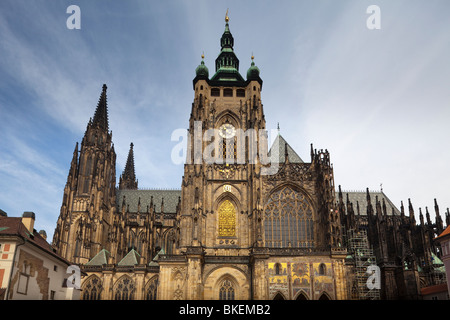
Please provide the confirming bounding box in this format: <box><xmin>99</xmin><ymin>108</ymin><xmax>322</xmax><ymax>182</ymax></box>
<box><xmin>0</xmin><ymin>211</ymin><xmax>79</xmax><ymax>300</ymax></box>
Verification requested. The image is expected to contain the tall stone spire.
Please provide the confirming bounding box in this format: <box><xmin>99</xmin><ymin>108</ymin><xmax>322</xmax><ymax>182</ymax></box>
<box><xmin>119</xmin><ymin>142</ymin><xmax>138</xmax><ymax>190</ymax></box>
<box><xmin>53</xmin><ymin>83</ymin><xmax>117</xmax><ymax>265</ymax></box>
<box><xmin>92</xmin><ymin>84</ymin><xmax>109</xmax><ymax>131</ymax></box>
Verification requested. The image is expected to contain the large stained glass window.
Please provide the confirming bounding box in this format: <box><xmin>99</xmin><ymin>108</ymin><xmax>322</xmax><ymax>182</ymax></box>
<box><xmin>82</xmin><ymin>276</ymin><xmax>102</xmax><ymax>300</ymax></box>
<box><xmin>114</xmin><ymin>276</ymin><xmax>135</xmax><ymax>300</ymax></box>
<box><xmin>264</xmin><ymin>186</ymin><xmax>314</xmax><ymax>248</ymax></box>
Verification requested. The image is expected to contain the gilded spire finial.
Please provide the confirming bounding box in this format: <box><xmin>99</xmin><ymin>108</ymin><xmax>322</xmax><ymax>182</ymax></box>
<box><xmin>225</xmin><ymin>8</ymin><xmax>229</xmax><ymax>23</ymax></box>
<box><xmin>201</xmin><ymin>51</ymin><xmax>204</xmax><ymax>59</ymax></box>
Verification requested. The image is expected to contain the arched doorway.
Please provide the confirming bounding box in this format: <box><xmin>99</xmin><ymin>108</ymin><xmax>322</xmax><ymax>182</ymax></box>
<box><xmin>296</xmin><ymin>292</ymin><xmax>309</xmax><ymax>300</ymax></box>
<box><xmin>318</xmin><ymin>292</ymin><xmax>331</xmax><ymax>300</ymax></box>
<box><xmin>273</xmin><ymin>292</ymin><xmax>285</xmax><ymax>300</ymax></box>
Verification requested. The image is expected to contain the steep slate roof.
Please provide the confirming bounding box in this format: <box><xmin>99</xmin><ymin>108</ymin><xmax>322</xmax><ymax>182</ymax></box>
<box><xmin>118</xmin><ymin>249</ymin><xmax>141</xmax><ymax>266</ymax></box>
<box><xmin>268</xmin><ymin>134</ymin><xmax>304</xmax><ymax>164</ymax></box>
<box><xmin>116</xmin><ymin>189</ymin><xmax>181</xmax><ymax>213</ymax></box>
<box><xmin>149</xmin><ymin>248</ymin><xmax>165</xmax><ymax>267</ymax></box>
<box><xmin>337</xmin><ymin>191</ymin><xmax>401</xmax><ymax>216</ymax></box>
<box><xmin>85</xmin><ymin>249</ymin><xmax>110</xmax><ymax>266</ymax></box>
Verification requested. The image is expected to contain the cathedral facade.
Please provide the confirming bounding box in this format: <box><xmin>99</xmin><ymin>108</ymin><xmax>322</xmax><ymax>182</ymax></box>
<box><xmin>51</xmin><ymin>15</ymin><xmax>448</xmax><ymax>300</ymax></box>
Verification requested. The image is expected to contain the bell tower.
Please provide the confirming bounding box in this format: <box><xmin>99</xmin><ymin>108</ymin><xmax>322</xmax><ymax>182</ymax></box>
<box><xmin>158</xmin><ymin>12</ymin><xmax>269</xmax><ymax>300</ymax></box>
<box><xmin>180</xmin><ymin>12</ymin><xmax>266</xmax><ymax>252</ymax></box>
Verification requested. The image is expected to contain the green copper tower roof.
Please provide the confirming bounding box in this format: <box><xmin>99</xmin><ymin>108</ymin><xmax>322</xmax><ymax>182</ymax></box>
<box><xmin>193</xmin><ymin>12</ymin><xmax>262</xmax><ymax>88</ymax></box>
<box><xmin>195</xmin><ymin>54</ymin><xmax>209</xmax><ymax>79</ymax></box>
<box><xmin>210</xmin><ymin>13</ymin><xmax>245</xmax><ymax>84</ymax></box>
<box><xmin>246</xmin><ymin>55</ymin><xmax>262</xmax><ymax>84</ymax></box>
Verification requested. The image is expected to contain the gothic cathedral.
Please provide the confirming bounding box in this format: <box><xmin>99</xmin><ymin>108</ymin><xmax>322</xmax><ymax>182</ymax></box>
<box><xmin>52</xmin><ymin>15</ymin><xmax>448</xmax><ymax>300</ymax></box>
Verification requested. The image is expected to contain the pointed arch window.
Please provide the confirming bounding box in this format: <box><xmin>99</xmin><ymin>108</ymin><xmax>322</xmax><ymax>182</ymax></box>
<box><xmin>137</xmin><ymin>232</ymin><xmax>145</xmax><ymax>255</ymax></box>
<box><xmin>221</xmin><ymin>138</ymin><xmax>237</xmax><ymax>161</ymax></box>
<box><xmin>128</xmin><ymin>231</ymin><xmax>136</xmax><ymax>251</ymax></box>
<box><xmin>82</xmin><ymin>276</ymin><xmax>102</xmax><ymax>300</ymax></box>
<box><xmin>85</xmin><ymin>155</ymin><xmax>93</xmax><ymax>175</ymax></box>
<box><xmin>145</xmin><ymin>278</ymin><xmax>158</xmax><ymax>300</ymax></box>
<box><xmin>114</xmin><ymin>277</ymin><xmax>135</xmax><ymax>300</ymax></box>
<box><xmin>264</xmin><ymin>186</ymin><xmax>314</xmax><ymax>248</ymax></box>
<box><xmin>164</xmin><ymin>229</ymin><xmax>176</xmax><ymax>255</ymax></box>
<box><xmin>219</xmin><ymin>279</ymin><xmax>235</xmax><ymax>300</ymax></box>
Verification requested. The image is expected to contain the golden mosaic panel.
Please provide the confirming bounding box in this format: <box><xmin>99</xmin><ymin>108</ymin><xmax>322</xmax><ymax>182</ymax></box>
<box><xmin>218</xmin><ymin>200</ymin><xmax>236</xmax><ymax>237</ymax></box>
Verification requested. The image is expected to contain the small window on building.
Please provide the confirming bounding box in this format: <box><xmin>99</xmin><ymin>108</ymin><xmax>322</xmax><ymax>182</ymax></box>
<box><xmin>275</xmin><ymin>263</ymin><xmax>282</xmax><ymax>275</ymax></box>
<box><xmin>54</xmin><ymin>265</ymin><xmax>58</xmax><ymax>272</ymax></box>
<box><xmin>200</xmin><ymin>85</ymin><xmax>203</xmax><ymax>90</ymax></box>
<box><xmin>50</xmin><ymin>290</ymin><xmax>56</xmax><ymax>300</ymax></box>
<box><xmin>236</xmin><ymin>89</ymin><xmax>245</xmax><ymax>97</ymax></box>
<box><xmin>319</xmin><ymin>263</ymin><xmax>326</xmax><ymax>275</ymax></box>
<box><xmin>211</xmin><ymin>88</ymin><xmax>220</xmax><ymax>97</ymax></box>
<box><xmin>223</xmin><ymin>88</ymin><xmax>233</xmax><ymax>97</ymax></box>
<box><xmin>17</xmin><ymin>262</ymin><xmax>30</xmax><ymax>295</ymax></box>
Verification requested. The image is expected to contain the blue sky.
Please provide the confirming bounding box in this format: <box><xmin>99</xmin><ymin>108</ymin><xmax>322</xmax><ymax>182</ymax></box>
<box><xmin>1</xmin><ymin>0</ymin><xmax>449</xmax><ymax>241</ymax></box>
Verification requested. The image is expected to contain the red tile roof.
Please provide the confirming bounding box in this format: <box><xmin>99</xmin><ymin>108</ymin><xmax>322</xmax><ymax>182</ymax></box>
<box><xmin>0</xmin><ymin>216</ymin><xmax>71</xmax><ymax>265</ymax></box>
<box><xmin>435</xmin><ymin>225</ymin><xmax>450</xmax><ymax>241</ymax></box>
<box><xmin>421</xmin><ymin>283</ymin><xmax>449</xmax><ymax>296</ymax></box>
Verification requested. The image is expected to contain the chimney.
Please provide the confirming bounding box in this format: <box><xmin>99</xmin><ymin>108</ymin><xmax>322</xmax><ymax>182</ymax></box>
<box><xmin>22</xmin><ymin>211</ymin><xmax>36</xmax><ymax>234</ymax></box>
<box><xmin>39</xmin><ymin>230</ymin><xmax>47</xmax><ymax>240</ymax></box>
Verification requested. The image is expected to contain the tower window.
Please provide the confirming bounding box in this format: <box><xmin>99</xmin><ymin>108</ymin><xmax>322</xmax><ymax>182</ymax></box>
<box><xmin>223</xmin><ymin>88</ymin><xmax>233</xmax><ymax>97</ymax></box>
<box><xmin>211</xmin><ymin>88</ymin><xmax>220</xmax><ymax>97</ymax></box>
<box><xmin>236</xmin><ymin>89</ymin><xmax>245</xmax><ymax>97</ymax></box>
<box><xmin>221</xmin><ymin>138</ymin><xmax>237</xmax><ymax>162</ymax></box>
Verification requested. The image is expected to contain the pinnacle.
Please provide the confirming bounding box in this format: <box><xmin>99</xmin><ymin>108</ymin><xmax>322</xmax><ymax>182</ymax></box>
<box><xmin>92</xmin><ymin>84</ymin><xmax>109</xmax><ymax>131</ymax></box>
<box><xmin>124</xmin><ymin>142</ymin><xmax>136</xmax><ymax>179</ymax></box>
<box><xmin>119</xmin><ymin>142</ymin><xmax>138</xmax><ymax>190</ymax></box>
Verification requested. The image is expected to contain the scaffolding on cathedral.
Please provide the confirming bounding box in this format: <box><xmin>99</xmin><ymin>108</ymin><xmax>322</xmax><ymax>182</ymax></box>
<box><xmin>345</xmin><ymin>229</ymin><xmax>380</xmax><ymax>300</ymax></box>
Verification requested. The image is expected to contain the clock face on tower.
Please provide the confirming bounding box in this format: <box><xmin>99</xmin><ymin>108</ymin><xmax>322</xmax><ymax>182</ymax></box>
<box><xmin>219</xmin><ymin>123</ymin><xmax>236</xmax><ymax>139</ymax></box>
